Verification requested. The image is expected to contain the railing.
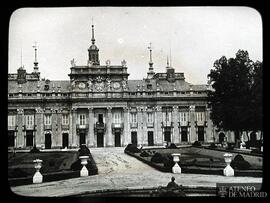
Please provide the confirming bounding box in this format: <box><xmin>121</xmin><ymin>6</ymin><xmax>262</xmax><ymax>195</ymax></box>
<box><xmin>24</xmin><ymin>125</ymin><xmax>35</xmax><ymax>130</ymax></box>
<box><xmin>112</xmin><ymin>123</ymin><xmax>123</xmax><ymax>129</ymax></box>
<box><xmin>130</xmin><ymin>122</ymin><xmax>138</xmax><ymax>128</ymax></box>
<box><xmin>161</xmin><ymin>122</ymin><xmax>174</xmax><ymax>128</ymax></box>
<box><xmin>76</xmin><ymin>124</ymin><xmax>89</xmax><ymax>129</ymax></box>
<box><xmin>44</xmin><ymin>124</ymin><xmax>52</xmax><ymax>130</ymax></box>
<box><xmin>8</xmin><ymin>126</ymin><xmax>17</xmax><ymax>131</ymax></box>
<box><xmin>61</xmin><ymin>124</ymin><xmax>69</xmax><ymax>130</ymax></box>
<box><xmin>147</xmin><ymin>122</ymin><xmax>154</xmax><ymax>128</ymax></box>
<box><xmin>94</xmin><ymin>122</ymin><xmax>106</xmax><ymax>129</ymax></box>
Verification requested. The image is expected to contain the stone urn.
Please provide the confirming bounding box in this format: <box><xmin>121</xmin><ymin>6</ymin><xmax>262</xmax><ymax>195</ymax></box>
<box><xmin>79</xmin><ymin>155</ymin><xmax>89</xmax><ymax>177</ymax></box>
<box><xmin>223</xmin><ymin>153</ymin><xmax>234</xmax><ymax>176</ymax></box>
<box><xmin>171</xmin><ymin>153</ymin><xmax>181</xmax><ymax>174</ymax></box>
<box><xmin>33</xmin><ymin>159</ymin><xmax>43</xmax><ymax>184</ymax></box>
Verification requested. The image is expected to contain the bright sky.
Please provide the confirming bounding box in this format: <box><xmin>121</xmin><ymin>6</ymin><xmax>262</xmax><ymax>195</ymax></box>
<box><xmin>8</xmin><ymin>7</ymin><xmax>262</xmax><ymax>84</ymax></box>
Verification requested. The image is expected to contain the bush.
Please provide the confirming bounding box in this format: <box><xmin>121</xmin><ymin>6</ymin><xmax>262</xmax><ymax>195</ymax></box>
<box><xmin>140</xmin><ymin>151</ymin><xmax>150</xmax><ymax>157</ymax></box>
<box><xmin>78</xmin><ymin>144</ymin><xmax>91</xmax><ymax>156</ymax></box>
<box><xmin>163</xmin><ymin>155</ymin><xmax>175</xmax><ymax>169</ymax></box>
<box><xmin>70</xmin><ymin>158</ymin><xmax>94</xmax><ymax>171</ymax></box>
<box><xmin>151</xmin><ymin>153</ymin><xmax>165</xmax><ymax>163</ymax></box>
<box><xmin>30</xmin><ymin>146</ymin><xmax>40</xmax><ymax>153</ymax></box>
<box><xmin>8</xmin><ymin>168</ymin><xmax>29</xmax><ymax>178</ymax></box>
<box><xmin>251</xmin><ymin>148</ymin><xmax>262</xmax><ymax>154</ymax></box>
<box><xmin>167</xmin><ymin>143</ymin><xmax>178</xmax><ymax>149</ymax></box>
<box><xmin>124</xmin><ymin>144</ymin><xmax>140</xmax><ymax>153</ymax></box>
<box><xmin>209</xmin><ymin>143</ymin><xmax>217</xmax><ymax>148</ymax></box>
<box><xmin>226</xmin><ymin>143</ymin><xmax>235</xmax><ymax>150</ymax></box>
<box><xmin>231</xmin><ymin>154</ymin><xmax>251</xmax><ymax>170</ymax></box>
<box><xmin>192</xmin><ymin>141</ymin><xmax>201</xmax><ymax>147</ymax></box>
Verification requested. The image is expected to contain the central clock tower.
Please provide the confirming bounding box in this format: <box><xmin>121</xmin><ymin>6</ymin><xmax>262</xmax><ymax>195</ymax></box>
<box><xmin>68</xmin><ymin>23</ymin><xmax>129</xmax><ymax>92</ymax></box>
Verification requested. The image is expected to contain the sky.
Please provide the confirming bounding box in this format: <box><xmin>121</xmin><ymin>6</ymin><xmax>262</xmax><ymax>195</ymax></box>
<box><xmin>8</xmin><ymin>7</ymin><xmax>262</xmax><ymax>84</ymax></box>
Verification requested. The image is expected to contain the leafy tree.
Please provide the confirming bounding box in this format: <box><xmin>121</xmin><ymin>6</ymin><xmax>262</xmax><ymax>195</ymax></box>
<box><xmin>207</xmin><ymin>50</ymin><xmax>262</xmax><ymax>144</ymax></box>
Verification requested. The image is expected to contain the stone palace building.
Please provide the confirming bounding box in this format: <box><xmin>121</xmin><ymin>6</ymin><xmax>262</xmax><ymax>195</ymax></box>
<box><xmin>8</xmin><ymin>24</ymin><xmax>236</xmax><ymax>149</ymax></box>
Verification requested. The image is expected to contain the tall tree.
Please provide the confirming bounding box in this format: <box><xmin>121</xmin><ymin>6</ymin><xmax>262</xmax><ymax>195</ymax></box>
<box><xmin>207</xmin><ymin>50</ymin><xmax>262</xmax><ymax>144</ymax></box>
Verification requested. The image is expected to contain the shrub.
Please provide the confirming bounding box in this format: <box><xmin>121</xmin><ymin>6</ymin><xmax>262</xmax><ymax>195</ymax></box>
<box><xmin>192</xmin><ymin>141</ymin><xmax>201</xmax><ymax>147</ymax></box>
<box><xmin>140</xmin><ymin>151</ymin><xmax>150</xmax><ymax>157</ymax></box>
<box><xmin>230</xmin><ymin>154</ymin><xmax>251</xmax><ymax>170</ymax></box>
<box><xmin>209</xmin><ymin>143</ymin><xmax>217</xmax><ymax>148</ymax></box>
<box><xmin>163</xmin><ymin>155</ymin><xmax>175</xmax><ymax>169</ymax></box>
<box><xmin>70</xmin><ymin>159</ymin><xmax>94</xmax><ymax>171</ymax></box>
<box><xmin>151</xmin><ymin>153</ymin><xmax>164</xmax><ymax>163</ymax></box>
<box><xmin>251</xmin><ymin>148</ymin><xmax>262</xmax><ymax>154</ymax></box>
<box><xmin>8</xmin><ymin>168</ymin><xmax>28</xmax><ymax>178</ymax></box>
<box><xmin>124</xmin><ymin>144</ymin><xmax>140</xmax><ymax>153</ymax></box>
<box><xmin>30</xmin><ymin>146</ymin><xmax>40</xmax><ymax>153</ymax></box>
<box><xmin>168</xmin><ymin>143</ymin><xmax>178</xmax><ymax>149</ymax></box>
<box><xmin>78</xmin><ymin>144</ymin><xmax>91</xmax><ymax>156</ymax></box>
<box><xmin>226</xmin><ymin>143</ymin><xmax>235</xmax><ymax>150</ymax></box>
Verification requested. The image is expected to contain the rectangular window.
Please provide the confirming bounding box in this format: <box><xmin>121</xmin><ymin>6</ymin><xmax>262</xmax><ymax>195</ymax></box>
<box><xmin>113</xmin><ymin>112</ymin><xmax>121</xmax><ymax>123</ymax></box>
<box><xmin>131</xmin><ymin>113</ymin><xmax>137</xmax><ymax>123</ymax></box>
<box><xmin>196</xmin><ymin>112</ymin><xmax>205</xmax><ymax>122</ymax></box>
<box><xmin>147</xmin><ymin>112</ymin><xmax>153</xmax><ymax>123</ymax></box>
<box><xmin>180</xmin><ymin>112</ymin><xmax>189</xmax><ymax>122</ymax></box>
<box><xmin>44</xmin><ymin>114</ymin><xmax>52</xmax><ymax>125</ymax></box>
<box><xmin>79</xmin><ymin>114</ymin><xmax>86</xmax><ymax>125</ymax></box>
<box><xmin>162</xmin><ymin>111</ymin><xmax>171</xmax><ymax>123</ymax></box>
<box><xmin>8</xmin><ymin>115</ymin><xmax>16</xmax><ymax>127</ymax></box>
<box><xmin>25</xmin><ymin>115</ymin><xmax>34</xmax><ymax>126</ymax></box>
<box><xmin>62</xmin><ymin>114</ymin><xmax>69</xmax><ymax>125</ymax></box>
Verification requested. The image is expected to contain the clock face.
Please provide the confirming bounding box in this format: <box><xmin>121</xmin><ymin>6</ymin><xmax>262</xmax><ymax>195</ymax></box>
<box><xmin>113</xmin><ymin>82</ymin><xmax>120</xmax><ymax>89</ymax></box>
<box><xmin>78</xmin><ymin>82</ymin><xmax>86</xmax><ymax>89</ymax></box>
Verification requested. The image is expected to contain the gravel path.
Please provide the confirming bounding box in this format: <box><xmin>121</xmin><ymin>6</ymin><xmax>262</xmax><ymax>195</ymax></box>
<box><xmin>11</xmin><ymin>147</ymin><xmax>262</xmax><ymax>197</ymax></box>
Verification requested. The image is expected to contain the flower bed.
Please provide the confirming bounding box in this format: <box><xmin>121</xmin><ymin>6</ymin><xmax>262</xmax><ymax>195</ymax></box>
<box><xmin>124</xmin><ymin>146</ymin><xmax>262</xmax><ymax>177</ymax></box>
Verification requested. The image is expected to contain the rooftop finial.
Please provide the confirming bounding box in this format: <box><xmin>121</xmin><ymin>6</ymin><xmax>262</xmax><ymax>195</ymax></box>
<box><xmin>32</xmin><ymin>41</ymin><xmax>39</xmax><ymax>72</ymax></box>
<box><xmin>170</xmin><ymin>46</ymin><xmax>172</xmax><ymax>67</ymax></box>
<box><xmin>20</xmin><ymin>47</ymin><xmax>23</xmax><ymax>68</ymax></box>
<box><xmin>91</xmin><ymin>18</ymin><xmax>95</xmax><ymax>45</ymax></box>
<box><xmin>147</xmin><ymin>42</ymin><xmax>153</xmax><ymax>69</ymax></box>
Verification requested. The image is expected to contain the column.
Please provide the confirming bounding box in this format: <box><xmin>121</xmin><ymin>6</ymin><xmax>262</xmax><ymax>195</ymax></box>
<box><xmin>71</xmin><ymin>108</ymin><xmax>77</xmax><ymax>147</ymax></box>
<box><xmin>172</xmin><ymin>106</ymin><xmax>179</xmax><ymax>144</ymax></box>
<box><xmin>57</xmin><ymin>108</ymin><xmax>62</xmax><ymax>148</ymax></box>
<box><xmin>51</xmin><ymin>108</ymin><xmax>57</xmax><ymax>148</ymax></box>
<box><xmin>88</xmin><ymin>107</ymin><xmax>95</xmax><ymax>147</ymax></box>
<box><xmin>123</xmin><ymin>107</ymin><xmax>129</xmax><ymax>146</ymax></box>
<box><xmin>107</xmin><ymin>107</ymin><xmax>113</xmax><ymax>147</ymax></box>
<box><xmin>35</xmin><ymin>107</ymin><xmax>43</xmax><ymax>148</ymax></box>
<box><xmin>156</xmin><ymin>105</ymin><xmax>163</xmax><ymax>145</ymax></box>
<box><xmin>189</xmin><ymin>105</ymin><xmax>196</xmax><ymax>143</ymax></box>
<box><xmin>17</xmin><ymin>108</ymin><xmax>24</xmax><ymax>148</ymax></box>
<box><xmin>69</xmin><ymin>109</ymin><xmax>73</xmax><ymax>148</ymax></box>
<box><xmin>137</xmin><ymin>106</ymin><xmax>143</xmax><ymax>145</ymax></box>
<box><xmin>205</xmin><ymin>107</ymin><xmax>213</xmax><ymax>142</ymax></box>
<box><xmin>141</xmin><ymin>107</ymin><xmax>147</xmax><ymax>146</ymax></box>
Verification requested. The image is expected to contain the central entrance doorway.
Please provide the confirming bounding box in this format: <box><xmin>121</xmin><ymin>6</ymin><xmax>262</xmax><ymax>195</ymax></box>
<box><xmin>45</xmin><ymin>133</ymin><xmax>52</xmax><ymax>149</ymax></box>
<box><xmin>198</xmin><ymin>126</ymin><xmax>204</xmax><ymax>142</ymax></box>
<box><xmin>97</xmin><ymin>132</ymin><xmax>104</xmax><ymax>147</ymax></box>
<box><xmin>115</xmin><ymin>132</ymin><xmax>121</xmax><ymax>147</ymax></box>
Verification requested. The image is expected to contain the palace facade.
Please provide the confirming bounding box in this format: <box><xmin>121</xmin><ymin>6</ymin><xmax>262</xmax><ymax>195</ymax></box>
<box><xmin>8</xmin><ymin>24</ymin><xmax>236</xmax><ymax>149</ymax></box>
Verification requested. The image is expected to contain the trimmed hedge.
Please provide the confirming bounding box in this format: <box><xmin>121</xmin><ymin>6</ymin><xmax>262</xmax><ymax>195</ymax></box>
<box><xmin>231</xmin><ymin>154</ymin><xmax>251</xmax><ymax>170</ymax></box>
<box><xmin>140</xmin><ymin>151</ymin><xmax>150</xmax><ymax>157</ymax></box>
<box><xmin>167</xmin><ymin>143</ymin><xmax>178</xmax><ymax>149</ymax></box>
<box><xmin>192</xmin><ymin>141</ymin><xmax>201</xmax><ymax>147</ymax></box>
<box><xmin>78</xmin><ymin>144</ymin><xmax>91</xmax><ymax>156</ymax></box>
<box><xmin>124</xmin><ymin>144</ymin><xmax>140</xmax><ymax>153</ymax></box>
